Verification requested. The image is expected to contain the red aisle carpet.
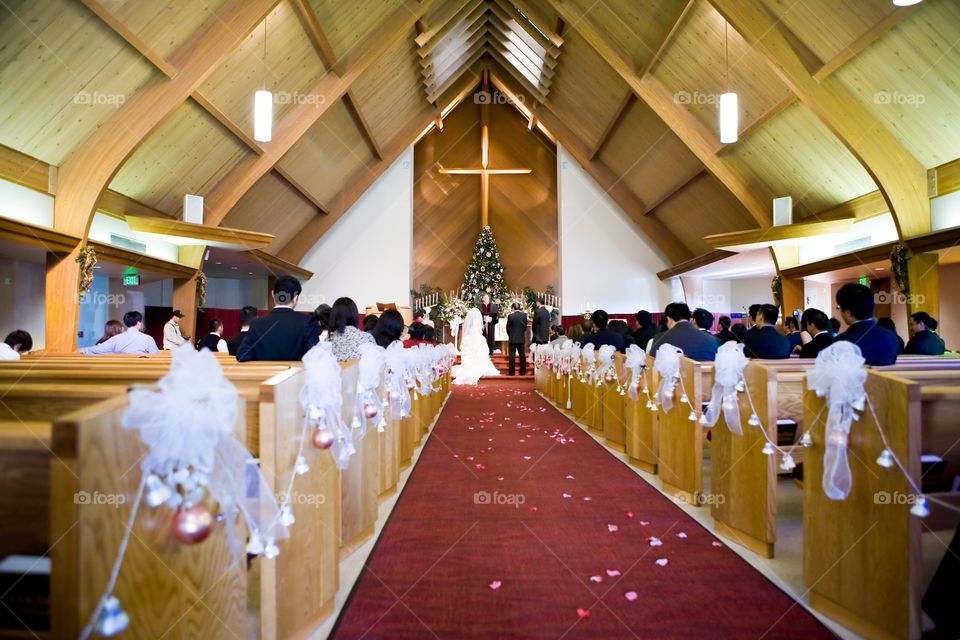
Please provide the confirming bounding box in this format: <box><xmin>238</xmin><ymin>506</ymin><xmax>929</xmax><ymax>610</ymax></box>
<box><xmin>332</xmin><ymin>380</ymin><xmax>834</xmax><ymax>639</ymax></box>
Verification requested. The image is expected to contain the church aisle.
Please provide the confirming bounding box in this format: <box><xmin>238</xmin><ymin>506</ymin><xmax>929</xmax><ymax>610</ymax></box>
<box><xmin>332</xmin><ymin>380</ymin><xmax>834</xmax><ymax>639</ymax></box>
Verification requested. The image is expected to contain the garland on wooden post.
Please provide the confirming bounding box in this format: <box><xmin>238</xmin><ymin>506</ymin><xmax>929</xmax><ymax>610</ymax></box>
<box><xmin>76</xmin><ymin>245</ymin><xmax>97</xmax><ymax>297</ymax></box>
<box><xmin>195</xmin><ymin>271</ymin><xmax>207</xmax><ymax>311</ymax></box>
<box><xmin>771</xmin><ymin>275</ymin><xmax>783</xmax><ymax>308</ymax></box>
<box><xmin>890</xmin><ymin>244</ymin><xmax>910</xmax><ymax>295</ymax></box>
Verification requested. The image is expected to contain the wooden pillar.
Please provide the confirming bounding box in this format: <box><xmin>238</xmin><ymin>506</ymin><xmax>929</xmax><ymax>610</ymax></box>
<box><xmin>172</xmin><ymin>246</ymin><xmax>206</xmax><ymax>342</ymax></box>
<box><xmin>781</xmin><ymin>276</ymin><xmax>804</xmax><ymax>318</ymax></box>
<box><xmin>45</xmin><ymin>246</ymin><xmax>82</xmax><ymax>352</ymax></box>
<box><xmin>906</xmin><ymin>252</ymin><xmax>939</xmax><ymax>319</ymax></box>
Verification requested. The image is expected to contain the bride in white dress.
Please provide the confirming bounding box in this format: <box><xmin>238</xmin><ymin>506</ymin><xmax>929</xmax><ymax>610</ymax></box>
<box><xmin>452</xmin><ymin>307</ymin><xmax>500</xmax><ymax>385</ymax></box>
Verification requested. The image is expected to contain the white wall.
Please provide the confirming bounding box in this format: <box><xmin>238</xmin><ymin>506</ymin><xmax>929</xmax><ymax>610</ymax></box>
<box><xmin>729</xmin><ymin>278</ymin><xmax>775</xmax><ymax>314</ymax></box>
<box><xmin>204</xmin><ymin>278</ymin><xmax>268</xmax><ymax>310</ymax></box>
<box><xmin>0</xmin><ymin>257</ymin><xmax>46</xmax><ymax>349</ymax></box>
<box><xmin>0</xmin><ymin>178</ymin><xmax>54</xmax><ymax>227</ymax></box>
<box><xmin>298</xmin><ymin>146</ymin><xmax>414</xmax><ymax>312</ymax></box>
<box><xmin>558</xmin><ymin>145</ymin><xmax>672</xmax><ymax>315</ymax></box>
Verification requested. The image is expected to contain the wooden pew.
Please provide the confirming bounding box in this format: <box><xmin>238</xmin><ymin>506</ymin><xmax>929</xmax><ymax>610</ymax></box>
<box><xmin>625</xmin><ymin>354</ymin><xmax>659</xmax><ymax>473</ymax></box>
<box><xmin>657</xmin><ymin>357</ymin><xmax>712</xmax><ymax>503</ymax></box>
<box><xmin>803</xmin><ymin>368</ymin><xmax>960</xmax><ymax>640</ymax></box>
<box><xmin>338</xmin><ymin>362</ymin><xmax>378</xmax><ymax>559</ymax></box>
<box><xmin>601</xmin><ymin>353</ymin><xmax>627</xmax><ymax>451</ymax></box>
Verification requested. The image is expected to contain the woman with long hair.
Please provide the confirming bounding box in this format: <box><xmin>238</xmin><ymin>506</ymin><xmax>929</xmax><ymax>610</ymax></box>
<box><xmin>96</xmin><ymin>319</ymin><xmax>124</xmax><ymax>345</ymax></box>
<box><xmin>370</xmin><ymin>309</ymin><xmax>405</xmax><ymax>348</ymax></box>
<box><xmin>328</xmin><ymin>297</ymin><xmax>374</xmax><ymax>361</ymax></box>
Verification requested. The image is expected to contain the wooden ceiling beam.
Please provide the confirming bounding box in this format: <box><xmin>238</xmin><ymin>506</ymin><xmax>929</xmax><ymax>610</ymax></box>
<box><xmin>272</xmin><ymin>167</ymin><xmax>330</xmax><ymax>214</ymax></box>
<box><xmin>78</xmin><ymin>0</ymin><xmax>178</xmax><ymax>78</ymax></box>
<box><xmin>279</xmin><ymin>70</ymin><xmax>482</xmax><ymax>264</ymax></box>
<box><xmin>589</xmin><ymin>92</ymin><xmax>635</xmax><ymax>160</ymax></box>
<box><xmin>709</xmin><ymin>0</ymin><xmax>930</xmax><ymax>238</ymax></box>
<box><xmin>639</xmin><ymin>0</ymin><xmax>695</xmax><ymax>78</ymax></box>
<box><xmin>544</xmin><ymin>0</ymin><xmax>772</xmax><ymax>229</ymax></box>
<box><xmin>813</xmin><ymin>6</ymin><xmax>922</xmax><ymax>81</ymax></box>
<box><xmin>715</xmin><ymin>93</ymin><xmax>795</xmax><ymax>154</ymax></box>
<box><xmin>190</xmin><ymin>92</ymin><xmax>264</xmax><ymax>154</ymax></box>
<box><xmin>417</xmin><ymin>0</ymin><xmax>485</xmax><ymax>52</ymax></box>
<box><xmin>489</xmin><ymin>0</ymin><xmax>560</xmax><ymax>56</ymax></box>
<box><xmin>486</xmin><ymin>64</ymin><xmax>693</xmax><ymax>265</ymax></box>
<box><xmin>509</xmin><ymin>0</ymin><xmax>564</xmax><ymax>47</ymax></box>
<box><xmin>643</xmin><ymin>168</ymin><xmax>708</xmax><ymax>215</ymax></box>
<box><xmin>54</xmin><ymin>0</ymin><xmax>281</xmax><ymax>238</ymax></box>
<box><xmin>203</xmin><ymin>0</ymin><xmax>437</xmax><ymax>227</ymax></box>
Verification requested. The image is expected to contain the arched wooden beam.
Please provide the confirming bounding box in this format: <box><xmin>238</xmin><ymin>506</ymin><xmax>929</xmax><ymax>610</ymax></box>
<box><xmin>54</xmin><ymin>0</ymin><xmax>280</xmax><ymax>237</ymax></box>
<box><xmin>543</xmin><ymin>0</ymin><xmax>773</xmax><ymax>229</ymax></box>
<box><xmin>203</xmin><ymin>0</ymin><xmax>437</xmax><ymax>227</ymax></box>
<box><xmin>708</xmin><ymin>0</ymin><xmax>931</xmax><ymax>238</ymax></box>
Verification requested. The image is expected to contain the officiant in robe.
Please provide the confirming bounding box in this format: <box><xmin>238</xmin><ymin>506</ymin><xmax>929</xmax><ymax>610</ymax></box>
<box><xmin>478</xmin><ymin>293</ymin><xmax>499</xmax><ymax>354</ymax></box>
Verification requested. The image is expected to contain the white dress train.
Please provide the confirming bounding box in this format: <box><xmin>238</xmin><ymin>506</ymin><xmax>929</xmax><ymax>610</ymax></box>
<box><xmin>452</xmin><ymin>308</ymin><xmax>500</xmax><ymax>385</ymax></box>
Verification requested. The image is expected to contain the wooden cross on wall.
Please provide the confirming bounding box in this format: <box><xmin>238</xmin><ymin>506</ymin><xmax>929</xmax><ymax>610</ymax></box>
<box><xmin>438</xmin><ymin>67</ymin><xmax>531</xmax><ymax>227</ymax></box>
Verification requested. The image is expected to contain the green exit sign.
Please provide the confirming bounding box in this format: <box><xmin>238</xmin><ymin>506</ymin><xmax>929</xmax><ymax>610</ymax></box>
<box><xmin>122</xmin><ymin>273</ymin><xmax>140</xmax><ymax>286</ymax></box>
<box><xmin>858</xmin><ymin>276</ymin><xmax>869</xmax><ymax>286</ymax></box>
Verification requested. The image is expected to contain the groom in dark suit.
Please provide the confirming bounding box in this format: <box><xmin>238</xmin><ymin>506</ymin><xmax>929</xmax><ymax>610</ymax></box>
<box><xmin>478</xmin><ymin>293</ymin><xmax>499</xmax><ymax>354</ymax></box>
<box><xmin>531</xmin><ymin>296</ymin><xmax>551</xmax><ymax>346</ymax></box>
<box><xmin>506</xmin><ymin>303</ymin><xmax>528</xmax><ymax>375</ymax></box>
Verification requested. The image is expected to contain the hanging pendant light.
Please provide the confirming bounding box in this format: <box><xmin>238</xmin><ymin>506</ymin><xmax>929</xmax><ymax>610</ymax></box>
<box><xmin>253</xmin><ymin>17</ymin><xmax>272</xmax><ymax>142</ymax></box>
<box><xmin>719</xmin><ymin>22</ymin><xmax>738</xmax><ymax>144</ymax></box>
<box><xmin>892</xmin><ymin>0</ymin><xmax>921</xmax><ymax>6</ymax></box>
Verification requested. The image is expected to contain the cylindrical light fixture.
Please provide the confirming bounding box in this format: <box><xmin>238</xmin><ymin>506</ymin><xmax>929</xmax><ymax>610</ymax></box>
<box><xmin>254</xmin><ymin>90</ymin><xmax>273</xmax><ymax>142</ymax></box>
<box><xmin>719</xmin><ymin>92</ymin><xmax>738</xmax><ymax>144</ymax></box>
<box><xmin>892</xmin><ymin>0</ymin><xmax>921</xmax><ymax>6</ymax></box>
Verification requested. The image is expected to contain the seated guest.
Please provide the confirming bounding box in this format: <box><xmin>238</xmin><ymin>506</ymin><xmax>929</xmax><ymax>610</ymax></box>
<box><xmin>692</xmin><ymin>308</ymin><xmax>714</xmax><ymax>334</ymax></box>
<box><xmin>424</xmin><ymin>325</ymin><xmax>436</xmax><ymax>343</ymax></box>
<box><xmin>829</xmin><ymin>317</ymin><xmax>841</xmax><ymax>336</ymax></box>
<box><xmin>82</xmin><ymin>311</ymin><xmax>159</xmax><ymax>355</ymax></box>
<box><xmin>580</xmin><ymin>314</ymin><xmax>594</xmax><ymax>337</ymax></box>
<box><xmin>715</xmin><ymin>316</ymin><xmax>737</xmax><ymax>344</ymax></box>
<box><xmin>650</xmin><ymin>303</ymin><xmax>718</xmax><ymax>361</ymax></box>
<box><xmin>798</xmin><ymin>308</ymin><xmax>835</xmax><ymax>359</ymax></box>
<box><xmin>834</xmin><ymin>283</ymin><xmax>899</xmax><ymax>366</ymax></box>
<box><xmin>741</xmin><ymin>304</ymin><xmax>792</xmax><ymax>359</ymax></box>
<box><xmin>327</xmin><ymin>296</ymin><xmax>375</xmax><ymax>361</ymax></box>
<box><xmin>731</xmin><ymin>323</ymin><xmax>747</xmax><ymax>342</ymax></box>
<box><xmin>197</xmin><ymin>319</ymin><xmax>228</xmax><ymax>353</ymax></box>
<box><xmin>0</xmin><ymin>330</ymin><xmax>33</xmax><ymax>360</ymax></box>
<box><xmin>608</xmin><ymin>319</ymin><xmax>636</xmax><ymax>347</ymax></box>
<box><xmin>96</xmin><ymin>319</ymin><xmax>124</xmax><ymax>345</ymax></box>
<box><xmin>905</xmin><ymin>311</ymin><xmax>946</xmax><ymax>355</ymax></box>
<box><xmin>227</xmin><ymin>306</ymin><xmax>258</xmax><ymax>355</ymax></box>
<box><xmin>876</xmin><ymin>317</ymin><xmax>905</xmax><ymax>354</ymax></box>
<box><xmin>579</xmin><ymin>309</ymin><xmax>626</xmax><ymax>353</ymax></box>
<box><xmin>631</xmin><ymin>310</ymin><xmax>657</xmax><ymax>349</ymax></box>
<box><xmin>784</xmin><ymin>315</ymin><xmax>802</xmax><ymax>351</ymax></box>
<box><xmin>746</xmin><ymin>304</ymin><xmax>763</xmax><ymax>332</ymax></box>
<box><xmin>371</xmin><ymin>309</ymin><xmax>405</xmax><ymax>348</ymax></box>
<box><xmin>413</xmin><ymin>307</ymin><xmax>434</xmax><ymax>327</ymax></box>
<box><xmin>567</xmin><ymin>322</ymin><xmax>584</xmax><ymax>344</ymax></box>
<box><xmin>309</xmin><ymin>303</ymin><xmax>332</xmax><ymax>346</ymax></box>
<box><xmin>549</xmin><ymin>324</ymin><xmax>568</xmax><ymax>347</ymax></box>
<box><xmin>404</xmin><ymin>322</ymin><xmax>431</xmax><ymax>348</ymax></box>
<box><xmin>362</xmin><ymin>314</ymin><xmax>379</xmax><ymax>332</ymax></box>
<box><xmin>237</xmin><ymin>276</ymin><xmax>314</xmax><ymax>361</ymax></box>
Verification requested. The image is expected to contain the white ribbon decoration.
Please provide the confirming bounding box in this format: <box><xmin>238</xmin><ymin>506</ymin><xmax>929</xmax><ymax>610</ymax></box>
<box><xmin>301</xmin><ymin>342</ymin><xmax>354</xmax><ymax>470</ymax></box>
<box><xmin>449</xmin><ymin>317</ymin><xmax>462</xmax><ymax>353</ymax></box>
<box><xmin>624</xmin><ymin>345</ymin><xmax>645</xmax><ymax>401</ymax></box>
<box><xmin>654</xmin><ymin>344</ymin><xmax>683</xmax><ymax>412</ymax></box>
<box><xmin>806</xmin><ymin>341</ymin><xmax>867</xmax><ymax>500</ymax></box>
<box><xmin>384</xmin><ymin>342</ymin><xmax>411</xmax><ymax>418</ymax></box>
<box><xmin>580</xmin><ymin>343</ymin><xmax>596</xmax><ymax>380</ymax></box>
<box><xmin>702</xmin><ymin>342</ymin><xmax>748</xmax><ymax>433</ymax></box>
<box><xmin>357</xmin><ymin>343</ymin><xmax>386</xmax><ymax>434</ymax></box>
<box><xmin>596</xmin><ymin>344</ymin><xmax>616</xmax><ymax>383</ymax></box>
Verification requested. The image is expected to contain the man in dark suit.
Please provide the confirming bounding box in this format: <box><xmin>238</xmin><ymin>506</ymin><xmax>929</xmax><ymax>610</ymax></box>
<box><xmin>650</xmin><ymin>303</ymin><xmax>718</xmax><ymax>361</ymax></box>
<box><xmin>692</xmin><ymin>308</ymin><xmax>715</xmax><ymax>335</ymax></box>
<box><xmin>746</xmin><ymin>304</ymin><xmax>762</xmax><ymax>334</ymax></box>
<box><xmin>798</xmin><ymin>308</ymin><xmax>835</xmax><ymax>359</ymax></box>
<box><xmin>237</xmin><ymin>276</ymin><xmax>315</xmax><ymax>361</ymax></box>
<box><xmin>742</xmin><ymin>304</ymin><xmax>792</xmax><ymax>359</ymax></box>
<box><xmin>631</xmin><ymin>310</ymin><xmax>657</xmax><ymax>350</ymax></box>
<box><xmin>715</xmin><ymin>316</ymin><xmax>738</xmax><ymax>344</ymax></box>
<box><xmin>478</xmin><ymin>293</ymin><xmax>499</xmax><ymax>354</ymax></box>
<box><xmin>905</xmin><ymin>311</ymin><xmax>946</xmax><ymax>355</ymax></box>
<box><xmin>227</xmin><ymin>305</ymin><xmax>258</xmax><ymax>356</ymax></box>
<box><xmin>505</xmin><ymin>303</ymin><xmax>528</xmax><ymax>376</ymax></box>
<box><xmin>834</xmin><ymin>283</ymin><xmax>899</xmax><ymax>365</ymax></box>
<box><xmin>531</xmin><ymin>296</ymin><xmax>551</xmax><ymax>346</ymax></box>
<box><xmin>579</xmin><ymin>309</ymin><xmax>626</xmax><ymax>353</ymax></box>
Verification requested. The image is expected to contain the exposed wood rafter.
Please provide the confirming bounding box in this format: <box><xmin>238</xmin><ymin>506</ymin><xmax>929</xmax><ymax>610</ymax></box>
<box><xmin>639</xmin><ymin>0</ymin><xmax>695</xmax><ymax>78</ymax></box>
<box><xmin>643</xmin><ymin>168</ymin><xmax>707</xmax><ymax>215</ymax></box>
<box><xmin>590</xmin><ymin>92</ymin><xmax>636</xmax><ymax>160</ymax></box>
<box><xmin>272</xmin><ymin>167</ymin><xmax>329</xmax><ymax>214</ymax></box>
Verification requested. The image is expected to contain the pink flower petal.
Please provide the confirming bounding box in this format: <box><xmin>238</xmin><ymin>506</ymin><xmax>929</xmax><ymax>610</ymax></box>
<box><xmin>589</xmin><ymin>575</ymin><xmax>603</xmax><ymax>583</ymax></box>
<box><xmin>625</xmin><ymin>591</ymin><xmax>638</xmax><ymax>601</ymax></box>
<box><xmin>676</xmin><ymin>532</ymin><xmax>688</xmax><ymax>539</ymax></box>
<box><xmin>466</xmin><ymin>456</ymin><xmax>475</xmax><ymax>461</ymax></box>
<box><xmin>712</xmin><ymin>541</ymin><xmax>723</xmax><ymax>547</ymax></box>
<box><xmin>625</xmin><ymin>511</ymin><xmax>634</xmax><ymax>518</ymax></box>
<box><xmin>475</xmin><ymin>463</ymin><xmax>485</xmax><ymax>470</ymax></box>
<box><xmin>655</xmin><ymin>558</ymin><xmax>669</xmax><ymax>567</ymax></box>
<box><xmin>566</xmin><ymin>475</ymin><xmax>575</xmax><ymax>480</ymax></box>
<box><xmin>523</xmin><ymin>455</ymin><xmax>532</xmax><ymax>460</ymax></box>
<box><xmin>607</xmin><ymin>524</ymin><xmax>619</xmax><ymax>532</ymax></box>
<box><xmin>529</xmin><ymin>506</ymin><xmax>538</xmax><ymax>512</ymax></box>
<box><xmin>576</xmin><ymin>607</ymin><xmax>591</xmax><ymax>619</ymax></box>
<box><xmin>488</xmin><ymin>580</ymin><xmax>502</xmax><ymax>590</ymax></box>
<box><xmin>639</xmin><ymin>520</ymin><xmax>650</xmax><ymax>526</ymax></box>
<box><xmin>647</xmin><ymin>537</ymin><xmax>663</xmax><ymax>547</ymax></box>
<box><xmin>582</xmin><ymin>497</ymin><xmax>592</xmax><ymax>502</ymax></box>
<box><xmin>562</xmin><ymin>493</ymin><xmax>572</xmax><ymax>499</ymax></box>
<box><xmin>605</xmin><ymin>569</ymin><xmax>621</xmax><ymax>577</ymax></box>
<box><xmin>496</xmin><ymin>476</ymin><xmax>504</xmax><ymax>481</ymax></box>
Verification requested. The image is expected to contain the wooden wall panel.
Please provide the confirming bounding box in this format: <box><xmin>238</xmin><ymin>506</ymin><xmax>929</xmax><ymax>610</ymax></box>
<box><xmin>413</xmin><ymin>102</ymin><xmax>482</xmax><ymax>293</ymax></box>
<box><xmin>654</xmin><ymin>174</ymin><xmax>758</xmax><ymax>255</ymax></box>
<box><xmin>109</xmin><ymin>100</ymin><xmax>251</xmax><ymax>215</ymax></box>
<box><xmin>0</xmin><ymin>0</ymin><xmax>157</xmax><ymax>165</ymax></box>
<box><xmin>727</xmin><ymin>101</ymin><xmax>877</xmax><ymax>217</ymax></box>
<box><xmin>833</xmin><ymin>1</ymin><xmax>960</xmax><ymax>168</ymax></box>
<box><xmin>222</xmin><ymin>171</ymin><xmax>317</xmax><ymax>254</ymax></box>
<box><xmin>275</xmin><ymin>100</ymin><xmax>374</xmax><ymax>206</ymax></box>
<box><xmin>308</xmin><ymin>0</ymin><xmax>406</xmax><ymax>61</ymax></box>
<box><xmin>198</xmin><ymin>1</ymin><xmax>326</xmax><ymax>134</ymax></box>
<box><xmin>97</xmin><ymin>0</ymin><xmax>230</xmax><ymax>60</ymax></box>
<box><xmin>414</xmin><ymin>92</ymin><xmax>558</xmax><ymax>294</ymax></box>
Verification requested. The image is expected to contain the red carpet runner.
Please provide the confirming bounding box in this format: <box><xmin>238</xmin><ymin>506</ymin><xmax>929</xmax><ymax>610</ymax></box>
<box><xmin>333</xmin><ymin>380</ymin><xmax>834</xmax><ymax>639</ymax></box>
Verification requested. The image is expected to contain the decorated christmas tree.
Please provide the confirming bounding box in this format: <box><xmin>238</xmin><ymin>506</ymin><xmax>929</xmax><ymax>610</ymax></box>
<box><xmin>462</xmin><ymin>226</ymin><xmax>506</xmax><ymax>302</ymax></box>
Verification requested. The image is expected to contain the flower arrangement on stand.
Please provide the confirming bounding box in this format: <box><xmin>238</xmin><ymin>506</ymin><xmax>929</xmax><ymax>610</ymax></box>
<box><xmin>771</xmin><ymin>275</ymin><xmax>783</xmax><ymax>309</ymax></box>
<box><xmin>76</xmin><ymin>245</ymin><xmax>97</xmax><ymax>297</ymax></box>
<box><xmin>890</xmin><ymin>244</ymin><xmax>910</xmax><ymax>295</ymax></box>
<box><xmin>195</xmin><ymin>271</ymin><xmax>207</xmax><ymax>311</ymax></box>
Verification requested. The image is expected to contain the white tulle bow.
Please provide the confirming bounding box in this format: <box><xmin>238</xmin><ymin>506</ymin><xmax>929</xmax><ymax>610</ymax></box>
<box><xmin>595</xmin><ymin>344</ymin><xmax>616</xmax><ymax>383</ymax></box>
<box><xmin>384</xmin><ymin>342</ymin><xmax>411</xmax><ymax>418</ymax></box>
<box><xmin>806</xmin><ymin>341</ymin><xmax>867</xmax><ymax>500</ymax></box>
<box><xmin>624</xmin><ymin>345</ymin><xmax>645</xmax><ymax>401</ymax></box>
<box><xmin>702</xmin><ymin>341</ymin><xmax>748</xmax><ymax>433</ymax></box>
<box><xmin>654</xmin><ymin>344</ymin><xmax>683</xmax><ymax>412</ymax></box>
<box><xmin>356</xmin><ymin>343</ymin><xmax>386</xmax><ymax>434</ymax></box>
<box><xmin>301</xmin><ymin>342</ymin><xmax>354</xmax><ymax>470</ymax></box>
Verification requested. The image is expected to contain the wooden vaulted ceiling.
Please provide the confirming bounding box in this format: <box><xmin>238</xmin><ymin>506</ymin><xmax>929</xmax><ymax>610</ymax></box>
<box><xmin>0</xmin><ymin>0</ymin><xmax>958</xmax><ymax>266</ymax></box>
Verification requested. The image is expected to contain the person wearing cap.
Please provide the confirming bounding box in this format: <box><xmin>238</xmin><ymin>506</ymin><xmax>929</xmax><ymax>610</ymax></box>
<box><xmin>163</xmin><ymin>309</ymin><xmax>189</xmax><ymax>350</ymax></box>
